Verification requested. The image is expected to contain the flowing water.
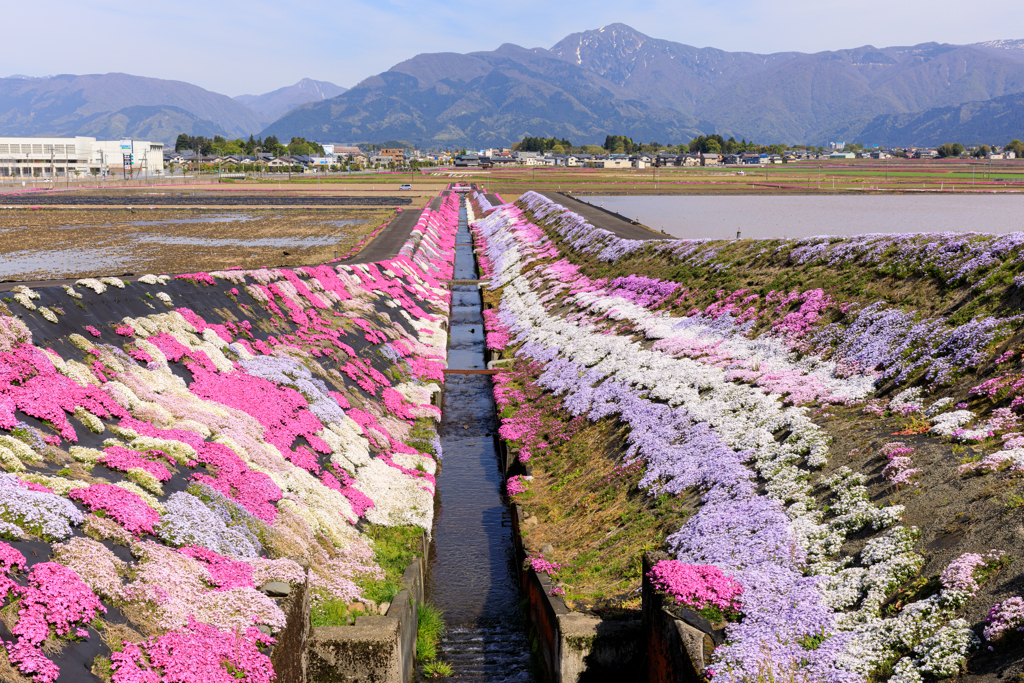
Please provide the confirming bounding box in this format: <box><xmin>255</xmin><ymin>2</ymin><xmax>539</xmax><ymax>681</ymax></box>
<box><xmin>584</xmin><ymin>194</ymin><xmax>1024</xmax><ymax>239</ymax></box>
<box><xmin>426</xmin><ymin>199</ymin><xmax>533</xmax><ymax>682</ymax></box>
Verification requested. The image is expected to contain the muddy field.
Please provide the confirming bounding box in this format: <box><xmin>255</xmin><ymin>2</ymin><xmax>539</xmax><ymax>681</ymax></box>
<box><xmin>0</xmin><ymin>208</ymin><xmax>389</xmax><ymax>281</ymax></box>
<box><xmin>0</xmin><ymin>193</ymin><xmax>413</xmax><ymax>206</ymax></box>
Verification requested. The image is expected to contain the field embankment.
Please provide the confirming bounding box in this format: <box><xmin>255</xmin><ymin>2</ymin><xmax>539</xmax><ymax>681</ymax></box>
<box><xmin>471</xmin><ymin>189</ymin><xmax>1024</xmax><ymax>683</ymax></box>
<box><xmin>0</xmin><ymin>191</ymin><xmax>458</xmax><ymax>682</ymax></box>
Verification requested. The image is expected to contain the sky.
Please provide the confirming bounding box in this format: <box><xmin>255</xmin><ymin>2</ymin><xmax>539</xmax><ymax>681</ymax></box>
<box><xmin>2</xmin><ymin>0</ymin><xmax>1023</xmax><ymax>96</ymax></box>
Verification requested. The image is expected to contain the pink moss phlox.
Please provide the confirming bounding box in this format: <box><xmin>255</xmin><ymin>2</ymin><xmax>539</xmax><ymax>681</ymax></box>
<box><xmin>526</xmin><ymin>554</ymin><xmax>561</xmax><ymax>575</ymax></box>
<box><xmin>117</xmin><ymin>417</ymin><xmax>204</xmax><ymax>454</ymax></box>
<box><xmin>114</xmin><ymin>325</ymin><xmax>135</xmax><ymax>337</ymax></box>
<box><xmin>506</xmin><ymin>475</ymin><xmax>527</xmax><ymax>496</ymax></box>
<box><xmin>381</xmin><ymin>387</ymin><xmax>415</xmax><ymax>421</ymax></box>
<box><xmin>984</xmin><ymin>596</ymin><xmax>1024</xmax><ymax>641</ymax></box>
<box><xmin>0</xmin><ymin>344</ymin><xmax>128</xmax><ymax>441</ymax></box>
<box><xmin>188</xmin><ymin>364</ymin><xmax>329</xmax><ymax>461</ymax></box>
<box><xmin>109</xmin><ymin>616</ymin><xmax>274</xmax><ymax>683</ymax></box>
<box><xmin>127</xmin><ymin>345</ymin><xmax>154</xmax><ymax>364</ymax></box>
<box><xmin>84</xmin><ymin>325</ymin><xmax>102</xmax><ymax>338</ymax></box>
<box><xmin>0</xmin><ymin>540</ymin><xmax>26</xmax><ymax>601</ymax></box>
<box><xmin>101</xmin><ymin>446</ymin><xmax>173</xmax><ymax>481</ymax></box>
<box><xmin>175</xmin><ymin>307</ymin><xmax>233</xmax><ymax>343</ymax></box>
<box><xmin>647</xmin><ymin>559</ymin><xmax>744</xmax><ymax>613</ymax></box>
<box><xmin>324</xmin><ymin>465</ymin><xmax>375</xmax><ymax>518</ymax></box>
<box><xmin>940</xmin><ymin>550</ymin><xmax>1005</xmax><ymax>595</ymax></box>
<box><xmin>191</xmin><ymin>442</ymin><xmax>282</xmax><ymax>523</ymax></box>
<box><xmin>286</xmin><ymin>445</ymin><xmax>321</xmax><ymax>474</ymax></box>
<box><xmin>177</xmin><ymin>546</ymin><xmax>255</xmax><ymax>591</ymax></box>
<box><xmin>7</xmin><ymin>562</ymin><xmax>106</xmax><ymax>683</ymax></box>
<box><xmin>174</xmin><ymin>272</ymin><xmax>217</xmax><ymax>287</ymax></box>
<box><xmin>70</xmin><ymin>484</ymin><xmax>160</xmax><ymax>535</ymax></box>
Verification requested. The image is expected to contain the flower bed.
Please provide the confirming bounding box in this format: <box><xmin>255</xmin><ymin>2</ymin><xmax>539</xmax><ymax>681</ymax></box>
<box><xmin>0</xmin><ymin>190</ymin><xmax>458</xmax><ymax>681</ymax></box>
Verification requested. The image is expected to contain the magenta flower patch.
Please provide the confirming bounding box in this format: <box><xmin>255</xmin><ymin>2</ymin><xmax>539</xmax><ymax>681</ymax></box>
<box><xmin>648</xmin><ymin>560</ymin><xmax>743</xmax><ymax>620</ymax></box>
<box><xmin>70</xmin><ymin>484</ymin><xmax>160</xmax><ymax>535</ymax></box>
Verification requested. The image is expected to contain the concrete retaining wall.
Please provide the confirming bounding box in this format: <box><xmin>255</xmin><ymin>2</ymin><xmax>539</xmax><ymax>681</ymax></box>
<box><xmin>271</xmin><ymin>559</ymin><xmax>312</xmax><ymax>683</ymax></box>
<box><xmin>641</xmin><ymin>552</ymin><xmax>723</xmax><ymax>683</ymax></box>
<box><xmin>511</xmin><ymin>501</ymin><xmax>644</xmax><ymax>683</ymax></box>
<box><xmin>307</xmin><ymin>532</ymin><xmax>430</xmax><ymax>683</ymax></box>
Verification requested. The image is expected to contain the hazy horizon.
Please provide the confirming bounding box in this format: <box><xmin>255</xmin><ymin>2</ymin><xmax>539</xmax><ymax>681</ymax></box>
<box><xmin>2</xmin><ymin>0</ymin><xmax>1022</xmax><ymax>97</ymax></box>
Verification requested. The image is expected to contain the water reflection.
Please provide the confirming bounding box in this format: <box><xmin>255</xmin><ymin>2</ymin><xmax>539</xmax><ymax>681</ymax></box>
<box><xmin>585</xmin><ymin>195</ymin><xmax>1024</xmax><ymax>240</ymax></box>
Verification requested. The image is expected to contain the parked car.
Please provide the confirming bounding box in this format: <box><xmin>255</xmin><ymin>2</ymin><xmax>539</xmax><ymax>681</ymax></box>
<box><xmin>399</xmin><ymin>184</ymin><xmax>412</xmax><ymax>190</ymax></box>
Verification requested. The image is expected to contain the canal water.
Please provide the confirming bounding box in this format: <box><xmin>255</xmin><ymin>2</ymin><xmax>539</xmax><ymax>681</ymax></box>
<box><xmin>426</xmin><ymin>198</ymin><xmax>533</xmax><ymax>681</ymax></box>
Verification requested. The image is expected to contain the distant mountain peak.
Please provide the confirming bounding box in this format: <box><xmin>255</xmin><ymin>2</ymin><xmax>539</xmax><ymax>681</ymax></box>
<box><xmin>234</xmin><ymin>78</ymin><xmax>347</xmax><ymax>124</ymax></box>
<box><xmin>973</xmin><ymin>39</ymin><xmax>1024</xmax><ymax>51</ymax></box>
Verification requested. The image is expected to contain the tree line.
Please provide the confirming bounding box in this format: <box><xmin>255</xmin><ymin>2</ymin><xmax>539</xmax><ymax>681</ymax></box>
<box><xmin>935</xmin><ymin>140</ymin><xmax>1024</xmax><ymax>158</ymax></box>
<box><xmin>173</xmin><ymin>134</ymin><xmax>324</xmax><ymax>157</ymax></box>
<box><xmin>513</xmin><ymin>134</ymin><xmax>818</xmax><ymax>156</ymax></box>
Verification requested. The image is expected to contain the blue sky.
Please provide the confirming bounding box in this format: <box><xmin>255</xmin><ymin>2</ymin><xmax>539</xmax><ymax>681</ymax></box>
<box><xmin>3</xmin><ymin>0</ymin><xmax>1022</xmax><ymax>96</ymax></box>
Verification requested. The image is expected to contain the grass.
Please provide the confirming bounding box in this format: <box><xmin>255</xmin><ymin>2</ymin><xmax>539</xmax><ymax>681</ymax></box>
<box><xmin>1005</xmin><ymin>490</ymin><xmax>1024</xmax><ymax>510</ymax></box>
<box><xmin>358</xmin><ymin>524</ymin><xmax>424</xmax><ymax>604</ymax></box>
<box><xmin>416</xmin><ymin>603</ymin><xmax>446</xmax><ymax>661</ymax></box>
<box><xmin>311</xmin><ymin>598</ymin><xmax>370</xmax><ymax>627</ymax></box>
<box><xmin>503</xmin><ymin>361</ymin><xmax>693</xmax><ymax>609</ymax></box>
<box><xmin>422</xmin><ymin>660</ymin><xmax>454</xmax><ymax>679</ymax></box>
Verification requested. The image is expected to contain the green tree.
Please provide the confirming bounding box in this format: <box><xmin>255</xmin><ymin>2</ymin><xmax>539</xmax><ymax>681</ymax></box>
<box><xmin>936</xmin><ymin>142</ymin><xmax>965</xmax><ymax>158</ymax></box>
<box><xmin>604</xmin><ymin>135</ymin><xmax>637</xmax><ymax>154</ymax></box>
<box><xmin>972</xmin><ymin>144</ymin><xmax>991</xmax><ymax>158</ymax></box>
<box><xmin>1006</xmin><ymin>139</ymin><xmax>1024</xmax><ymax>156</ymax></box>
<box><xmin>174</xmin><ymin>133</ymin><xmax>192</xmax><ymax>152</ymax></box>
<box><xmin>518</xmin><ymin>136</ymin><xmax>573</xmax><ymax>153</ymax></box>
<box><xmin>263</xmin><ymin>136</ymin><xmax>281</xmax><ymax>156</ymax></box>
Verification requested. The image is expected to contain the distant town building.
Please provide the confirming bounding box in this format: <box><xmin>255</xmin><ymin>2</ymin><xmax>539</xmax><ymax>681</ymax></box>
<box><xmin>378</xmin><ymin>148</ymin><xmax>405</xmax><ymax>164</ymax></box>
<box><xmin>0</xmin><ymin>136</ymin><xmax>164</xmax><ymax>177</ymax></box>
<box><xmin>585</xmin><ymin>158</ymin><xmax>632</xmax><ymax>169</ymax></box>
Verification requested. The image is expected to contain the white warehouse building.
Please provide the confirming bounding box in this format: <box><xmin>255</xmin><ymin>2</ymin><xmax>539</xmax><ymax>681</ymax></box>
<box><xmin>0</xmin><ymin>136</ymin><xmax>164</xmax><ymax>178</ymax></box>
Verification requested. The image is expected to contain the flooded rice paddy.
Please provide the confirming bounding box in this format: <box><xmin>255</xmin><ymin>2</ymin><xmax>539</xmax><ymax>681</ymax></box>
<box><xmin>585</xmin><ymin>194</ymin><xmax>1024</xmax><ymax>240</ymax></box>
<box><xmin>0</xmin><ymin>209</ymin><xmax>387</xmax><ymax>281</ymax></box>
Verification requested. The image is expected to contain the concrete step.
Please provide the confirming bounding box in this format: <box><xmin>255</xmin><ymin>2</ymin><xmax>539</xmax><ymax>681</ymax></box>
<box><xmin>434</xmin><ymin>626</ymin><xmax>535</xmax><ymax>682</ymax></box>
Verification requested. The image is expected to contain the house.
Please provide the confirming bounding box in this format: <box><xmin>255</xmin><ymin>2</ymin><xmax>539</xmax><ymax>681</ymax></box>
<box><xmin>916</xmin><ymin>149</ymin><xmax>938</xmax><ymax>159</ymax></box>
<box><xmin>723</xmin><ymin>154</ymin><xmax>743</xmax><ymax>165</ymax></box>
<box><xmin>987</xmin><ymin>152</ymin><xmax>1005</xmax><ymax>160</ymax></box>
<box><xmin>767</xmin><ymin>155</ymin><xmax>784</xmax><ymax>164</ymax></box>
<box><xmin>585</xmin><ymin>158</ymin><xmax>632</xmax><ymax>169</ymax></box>
<box><xmin>379</xmin><ymin>148</ymin><xmax>405</xmax><ymax>164</ymax></box>
<box><xmin>266</xmin><ymin>157</ymin><xmax>292</xmax><ymax>169</ymax></box>
<box><xmin>164</xmin><ymin>151</ymin><xmax>186</xmax><ymax>165</ymax></box>
<box><xmin>829</xmin><ymin>151</ymin><xmax>856</xmax><ymax>160</ymax></box>
<box><xmin>454</xmin><ymin>155</ymin><xmax>480</xmax><ymax>167</ymax></box>
<box><xmin>742</xmin><ymin>153</ymin><xmax>763</xmax><ymax>165</ymax></box>
<box><xmin>871</xmin><ymin>151</ymin><xmax>893</xmax><ymax>160</ymax></box>
<box><xmin>701</xmin><ymin>152</ymin><xmax>721</xmax><ymax>167</ymax></box>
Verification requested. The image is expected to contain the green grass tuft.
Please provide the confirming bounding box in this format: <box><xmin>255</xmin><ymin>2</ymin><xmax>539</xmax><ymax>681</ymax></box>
<box><xmin>416</xmin><ymin>603</ymin><xmax>446</xmax><ymax>662</ymax></box>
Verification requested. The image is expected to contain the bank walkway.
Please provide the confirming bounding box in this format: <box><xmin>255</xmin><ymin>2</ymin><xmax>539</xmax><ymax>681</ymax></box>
<box><xmin>537</xmin><ymin>191</ymin><xmax>666</xmax><ymax>240</ymax></box>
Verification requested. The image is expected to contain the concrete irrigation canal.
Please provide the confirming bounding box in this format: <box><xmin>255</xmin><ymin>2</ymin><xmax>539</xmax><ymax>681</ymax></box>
<box><xmin>427</xmin><ymin>196</ymin><xmax>534</xmax><ymax>682</ymax></box>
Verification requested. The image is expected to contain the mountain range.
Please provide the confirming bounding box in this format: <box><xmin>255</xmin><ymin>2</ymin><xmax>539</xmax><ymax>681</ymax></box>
<box><xmin>4</xmin><ymin>26</ymin><xmax>1024</xmax><ymax>148</ymax></box>
<box><xmin>265</xmin><ymin>25</ymin><xmax>1024</xmax><ymax>147</ymax></box>
<box><xmin>0</xmin><ymin>74</ymin><xmax>345</xmax><ymax>146</ymax></box>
